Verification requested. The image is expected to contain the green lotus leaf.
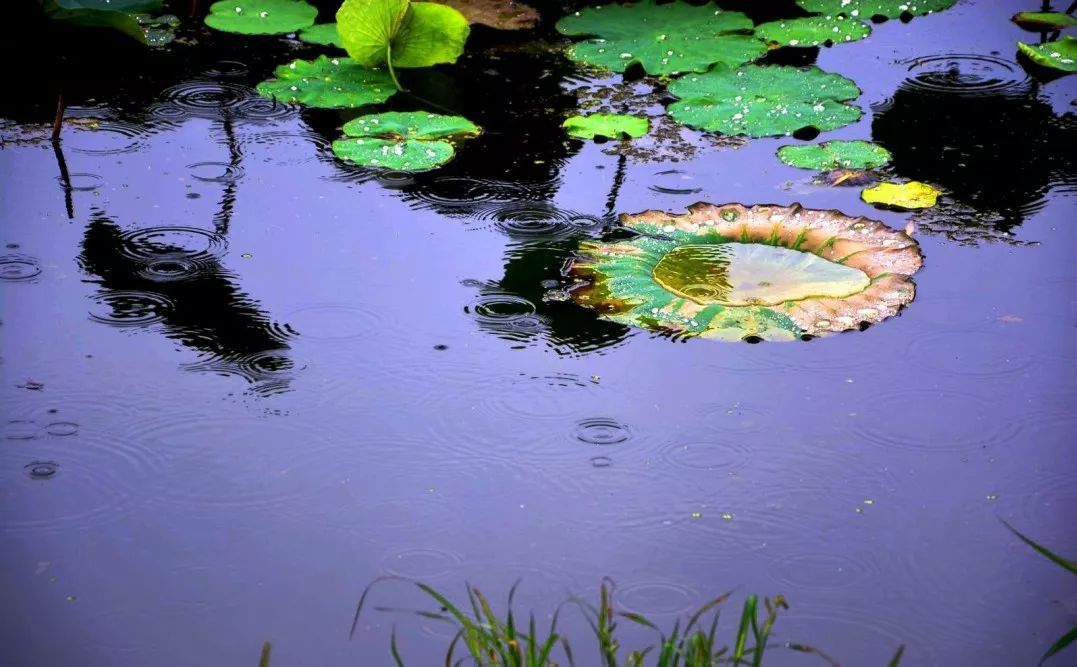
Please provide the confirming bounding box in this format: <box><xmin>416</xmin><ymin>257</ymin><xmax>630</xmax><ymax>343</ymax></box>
<box><xmin>298</xmin><ymin>23</ymin><xmax>342</xmax><ymax>47</ymax></box>
<box><xmin>1012</xmin><ymin>12</ymin><xmax>1077</xmax><ymax>32</ymax></box>
<box><xmin>555</xmin><ymin>0</ymin><xmax>765</xmax><ymax>76</ymax></box>
<box><xmin>668</xmin><ymin>65</ymin><xmax>862</xmax><ymax>137</ymax></box>
<box><xmin>337</xmin><ymin>0</ymin><xmax>470</xmax><ymax>69</ymax></box>
<box><xmin>563</xmin><ymin>114</ymin><xmax>649</xmax><ymax>140</ymax></box>
<box><xmin>755</xmin><ymin>15</ymin><xmax>871</xmax><ymax>48</ymax></box>
<box><xmin>256</xmin><ymin>56</ymin><xmax>397</xmax><ymax>108</ymax></box>
<box><xmin>795</xmin><ymin>0</ymin><xmax>956</xmax><ymax>20</ymax></box>
<box><xmin>42</xmin><ymin>0</ymin><xmax>178</xmax><ymax>45</ymax></box>
<box><xmin>568</xmin><ymin>202</ymin><xmax>922</xmax><ymax>341</ymax></box>
<box><xmin>777</xmin><ymin>140</ymin><xmax>891</xmax><ymax>170</ymax></box>
<box><xmin>1017</xmin><ymin>36</ymin><xmax>1077</xmax><ymax>74</ymax></box>
<box><xmin>205</xmin><ymin>0</ymin><xmax>317</xmax><ymax>35</ymax></box>
<box><xmin>431</xmin><ymin>0</ymin><xmax>539</xmax><ymax>30</ymax></box>
<box><xmin>331</xmin><ymin>111</ymin><xmax>480</xmax><ymax>171</ymax></box>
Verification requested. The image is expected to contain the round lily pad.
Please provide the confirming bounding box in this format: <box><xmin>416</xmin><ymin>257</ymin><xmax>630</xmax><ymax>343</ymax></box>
<box><xmin>756</xmin><ymin>15</ymin><xmax>871</xmax><ymax>48</ymax></box>
<box><xmin>298</xmin><ymin>23</ymin><xmax>342</xmax><ymax>47</ymax></box>
<box><xmin>777</xmin><ymin>140</ymin><xmax>891</xmax><ymax>170</ymax></box>
<box><xmin>205</xmin><ymin>0</ymin><xmax>316</xmax><ymax>35</ymax></box>
<box><xmin>795</xmin><ymin>0</ymin><xmax>957</xmax><ymax>20</ymax></box>
<box><xmin>861</xmin><ymin>181</ymin><xmax>941</xmax><ymax>209</ymax></box>
<box><xmin>331</xmin><ymin>111</ymin><xmax>481</xmax><ymax>171</ymax></box>
<box><xmin>563</xmin><ymin>114</ymin><xmax>649</xmax><ymax>140</ymax></box>
<box><xmin>1011</xmin><ymin>12</ymin><xmax>1077</xmax><ymax>32</ymax></box>
<box><xmin>1017</xmin><ymin>36</ymin><xmax>1077</xmax><ymax>74</ymax></box>
<box><xmin>668</xmin><ymin>65</ymin><xmax>862</xmax><ymax>137</ymax></box>
<box><xmin>555</xmin><ymin>1</ymin><xmax>765</xmax><ymax>76</ymax></box>
<box><xmin>256</xmin><ymin>56</ymin><xmax>397</xmax><ymax>109</ymax></box>
<box><xmin>337</xmin><ymin>0</ymin><xmax>470</xmax><ymax>69</ymax></box>
<box><xmin>568</xmin><ymin>202</ymin><xmax>922</xmax><ymax>341</ymax></box>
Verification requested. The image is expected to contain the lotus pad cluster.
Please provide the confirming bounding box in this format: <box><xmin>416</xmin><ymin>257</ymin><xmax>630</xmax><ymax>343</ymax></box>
<box><xmin>668</xmin><ymin>66</ymin><xmax>862</xmax><ymax>137</ymax></box>
<box><xmin>331</xmin><ymin>111</ymin><xmax>481</xmax><ymax>171</ymax></box>
<box><xmin>556</xmin><ymin>1</ymin><xmax>765</xmax><ymax>75</ymax></box>
<box><xmin>756</xmin><ymin>15</ymin><xmax>872</xmax><ymax>47</ymax></box>
<box><xmin>568</xmin><ymin>203</ymin><xmax>922</xmax><ymax>341</ymax></box>
<box><xmin>256</xmin><ymin>56</ymin><xmax>396</xmax><ymax>108</ymax></box>
<box><xmin>778</xmin><ymin>140</ymin><xmax>891</xmax><ymax>170</ymax></box>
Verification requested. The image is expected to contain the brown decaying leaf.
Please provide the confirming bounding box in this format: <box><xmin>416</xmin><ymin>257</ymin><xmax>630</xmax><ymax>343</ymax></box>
<box><xmin>431</xmin><ymin>0</ymin><xmax>539</xmax><ymax>30</ymax></box>
<box><xmin>621</xmin><ymin>202</ymin><xmax>923</xmax><ymax>337</ymax></box>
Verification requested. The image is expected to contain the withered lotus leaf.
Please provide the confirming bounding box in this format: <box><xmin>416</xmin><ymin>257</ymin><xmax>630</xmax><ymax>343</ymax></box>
<box><xmin>568</xmin><ymin>203</ymin><xmax>923</xmax><ymax>342</ymax></box>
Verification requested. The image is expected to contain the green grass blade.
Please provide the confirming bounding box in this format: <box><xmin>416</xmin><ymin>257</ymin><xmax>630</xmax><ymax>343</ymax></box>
<box><xmin>888</xmin><ymin>644</ymin><xmax>905</xmax><ymax>667</ymax></box>
<box><xmin>258</xmin><ymin>642</ymin><xmax>271</xmax><ymax>667</ymax></box>
<box><xmin>785</xmin><ymin>643</ymin><xmax>840</xmax><ymax>667</ymax></box>
<box><xmin>390</xmin><ymin>627</ymin><xmax>407</xmax><ymax>667</ymax></box>
<box><xmin>1041</xmin><ymin>626</ymin><xmax>1077</xmax><ymax>665</ymax></box>
<box><xmin>444</xmin><ymin>630</ymin><xmax>462</xmax><ymax>667</ymax></box>
<box><xmin>1002</xmin><ymin>520</ymin><xmax>1077</xmax><ymax>575</ymax></box>
<box><xmin>733</xmin><ymin>596</ymin><xmax>756</xmax><ymax>664</ymax></box>
<box><xmin>684</xmin><ymin>592</ymin><xmax>732</xmax><ymax>635</ymax></box>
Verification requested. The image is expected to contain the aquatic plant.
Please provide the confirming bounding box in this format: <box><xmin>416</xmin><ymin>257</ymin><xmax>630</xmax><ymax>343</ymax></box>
<box><xmin>204</xmin><ymin>0</ymin><xmax>316</xmax><ymax>35</ymax></box>
<box><xmin>563</xmin><ymin>114</ymin><xmax>649</xmax><ymax>140</ymax></box>
<box><xmin>40</xmin><ymin>0</ymin><xmax>178</xmax><ymax>45</ymax></box>
<box><xmin>1011</xmin><ymin>12</ymin><xmax>1077</xmax><ymax>32</ymax></box>
<box><xmin>432</xmin><ymin>0</ymin><xmax>539</xmax><ymax>31</ymax></box>
<box><xmin>667</xmin><ymin>66</ymin><xmax>862</xmax><ymax>137</ymax></box>
<box><xmin>795</xmin><ymin>0</ymin><xmax>957</xmax><ymax>21</ymax></box>
<box><xmin>256</xmin><ymin>56</ymin><xmax>397</xmax><ymax>108</ymax></box>
<box><xmin>861</xmin><ymin>181</ymin><xmax>941</xmax><ymax>209</ymax></box>
<box><xmin>297</xmin><ymin>23</ymin><xmax>342</xmax><ymax>47</ymax></box>
<box><xmin>1002</xmin><ymin>521</ymin><xmax>1077</xmax><ymax>664</ymax></box>
<box><xmin>777</xmin><ymin>140</ymin><xmax>891</xmax><ymax>170</ymax></box>
<box><xmin>755</xmin><ymin>15</ymin><xmax>872</xmax><ymax>48</ymax></box>
<box><xmin>331</xmin><ymin>111</ymin><xmax>480</xmax><ymax>171</ymax></box>
<box><xmin>555</xmin><ymin>1</ymin><xmax>766</xmax><ymax>76</ymax></box>
<box><xmin>568</xmin><ymin>203</ymin><xmax>922</xmax><ymax>342</ymax></box>
<box><xmin>336</xmin><ymin>0</ymin><xmax>469</xmax><ymax>89</ymax></box>
<box><xmin>1017</xmin><ymin>36</ymin><xmax>1077</xmax><ymax>74</ymax></box>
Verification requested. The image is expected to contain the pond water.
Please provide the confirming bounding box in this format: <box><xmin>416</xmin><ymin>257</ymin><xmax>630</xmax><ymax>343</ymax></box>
<box><xmin>2</xmin><ymin>1</ymin><xmax>1075</xmax><ymax>665</ymax></box>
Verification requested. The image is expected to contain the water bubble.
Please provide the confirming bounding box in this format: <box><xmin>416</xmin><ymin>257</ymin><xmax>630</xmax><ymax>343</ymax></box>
<box><xmin>902</xmin><ymin>54</ymin><xmax>1030</xmax><ymax>97</ymax></box>
<box><xmin>574</xmin><ymin>417</ymin><xmax>631</xmax><ymax>445</ymax></box>
<box><xmin>0</xmin><ymin>255</ymin><xmax>42</xmax><ymax>282</ymax></box>
<box><xmin>88</xmin><ymin>290</ymin><xmax>175</xmax><ymax>327</ymax></box>
<box><xmin>45</xmin><ymin>422</ymin><xmax>79</xmax><ymax>437</ymax></box>
<box><xmin>64</xmin><ymin>173</ymin><xmax>104</xmax><ymax>191</ymax></box>
<box><xmin>25</xmin><ymin>461</ymin><xmax>59</xmax><ymax>480</ymax></box>
<box><xmin>187</xmin><ymin>161</ymin><xmax>245</xmax><ymax>183</ymax></box>
<box><xmin>649</xmin><ymin>169</ymin><xmax>703</xmax><ymax>195</ymax></box>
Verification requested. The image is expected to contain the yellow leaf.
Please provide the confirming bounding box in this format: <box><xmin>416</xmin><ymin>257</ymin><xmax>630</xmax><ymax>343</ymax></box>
<box><xmin>860</xmin><ymin>181</ymin><xmax>941</xmax><ymax>209</ymax></box>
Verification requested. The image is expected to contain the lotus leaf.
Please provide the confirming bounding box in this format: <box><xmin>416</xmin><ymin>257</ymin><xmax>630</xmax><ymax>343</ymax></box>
<box><xmin>432</xmin><ymin>0</ymin><xmax>539</xmax><ymax>30</ymax></box>
<box><xmin>668</xmin><ymin>65</ymin><xmax>862</xmax><ymax>137</ymax></box>
<box><xmin>795</xmin><ymin>0</ymin><xmax>956</xmax><ymax>20</ymax></box>
<box><xmin>555</xmin><ymin>1</ymin><xmax>765</xmax><ymax>76</ymax></box>
<box><xmin>205</xmin><ymin>0</ymin><xmax>317</xmax><ymax>35</ymax></box>
<box><xmin>43</xmin><ymin>0</ymin><xmax>178</xmax><ymax>45</ymax></box>
<box><xmin>1011</xmin><ymin>12</ymin><xmax>1077</xmax><ymax>32</ymax></box>
<box><xmin>256</xmin><ymin>56</ymin><xmax>397</xmax><ymax>109</ymax></box>
<box><xmin>777</xmin><ymin>140</ymin><xmax>891</xmax><ymax>170</ymax></box>
<box><xmin>861</xmin><ymin>181</ymin><xmax>941</xmax><ymax>209</ymax></box>
<box><xmin>563</xmin><ymin>114</ymin><xmax>649</xmax><ymax>140</ymax></box>
<box><xmin>568</xmin><ymin>203</ymin><xmax>922</xmax><ymax>341</ymax></box>
<box><xmin>1017</xmin><ymin>36</ymin><xmax>1077</xmax><ymax>74</ymax></box>
<box><xmin>755</xmin><ymin>16</ymin><xmax>871</xmax><ymax>48</ymax></box>
<box><xmin>331</xmin><ymin>111</ymin><xmax>480</xmax><ymax>171</ymax></box>
<box><xmin>298</xmin><ymin>23</ymin><xmax>342</xmax><ymax>47</ymax></box>
<box><xmin>336</xmin><ymin>0</ymin><xmax>470</xmax><ymax>71</ymax></box>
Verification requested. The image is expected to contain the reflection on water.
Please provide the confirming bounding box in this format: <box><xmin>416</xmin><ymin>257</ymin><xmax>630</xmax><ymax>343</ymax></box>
<box><xmin>873</xmin><ymin>53</ymin><xmax>1076</xmax><ymax>239</ymax></box>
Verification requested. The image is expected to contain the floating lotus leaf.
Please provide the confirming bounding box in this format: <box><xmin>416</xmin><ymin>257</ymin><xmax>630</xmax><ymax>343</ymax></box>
<box><xmin>432</xmin><ymin>0</ymin><xmax>538</xmax><ymax>30</ymax></box>
<box><xmin>861</xmin><ymin>181</ymin><xmax>941</xmax><ymax>209</ymax></box>
<box><xmin>777</xmin><ymin>140</ymin><xmax>891</xmax><ymax>170</ymax></box>
<box><xmin>563</xmin><ymin>114</ymin><xmax>649</xmax><ymax>140</ymax></box>
<box><xmin>1017</xmin><ymin>36</ymin><xmax>1077</xmax><ymax>74</ymax></box>
<box><xmin>331</xmin><ymin>111</ymin><xmax>480</xmax><ymax>171</ymax></box>
<box><xmin>1012</xmin><ymin>12</ymin><xmax>1077</xmax><ymax>32</ymax></box>
<box><xmin>298</xmin><ymin>23</ymin><xmax>342</xmax><ymax>47</ymax></box>
<box><xmin>795</xmin><ymin>0</ymin><xmax>956</xmax><ymax>20</ymax></box>
<box><xmin>337</xmin><ymin>0</ymin><xmax>470</xmax><ymax>69</ymax></box>
<box><xmin>205</xmin><ymin>0</ymin><xmax>316</xmax><ymax>35</ymax></box>
<box><xmin>569</xmin><ymin>203</ymin><xmax>922</xmax><ymax>341</ymax></box>
<box><xmin>756</xmin><ymin>16</ymin><xmax>871</xmax><ymax>48</ymax></box>
<box><xmin>256</xmin><ymin>56</ymin><xmax>396</xmax><ymax>108</ymax></box>
<box><xmin>668</xmin><ymin>65</ymin><xmax>862</xmax><ymax>137</ymax></box>
<box><xmin>43</xmin><ymin>0</ymin><xmax>178</xmax><ymax>45</ymax></box>
<box><xmin>555</xmin><ymin>1</ymin><xmax>765</xmax><ymax>76</ymax></box>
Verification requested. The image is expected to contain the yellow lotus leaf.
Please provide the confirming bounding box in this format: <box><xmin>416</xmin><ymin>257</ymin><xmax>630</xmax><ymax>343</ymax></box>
<box><xmin>861</xmin><ymin>181</ymin><xmax>941</xmax><ymax>209</ymax></box>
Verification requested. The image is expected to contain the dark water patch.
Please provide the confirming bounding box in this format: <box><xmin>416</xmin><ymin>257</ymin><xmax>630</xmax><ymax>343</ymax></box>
<box><xmin>574</xmin><ymin>417</ymin><xmax>631</xmax><ymax>445</ymax></box>
<box><xmin>373</xmin><ymin>171</ymin><xmax>418</xmax><ymax>190</ymax></box>
<box><xmin>88</xmin><ymin>290</ymin><xmax>175</xmax><ymax>328</ymax></box>
<box><xmin>0</xmin><ymin>255</ymin><xmax>42</xmax><ymax>282</ymax></box>
<box><xmin>119</xmin><ymin>226</ymin><xmax>228</xmax><ymax>262</ymax></box>
<box><xmin>900</xmin><ymin>54</ymin><xmax>1031</xmax><ymax>97</ymax></box>
<box><xmin>203</xmin><ymin>60</ymin><xmax>250</xmax><ymax>78</ymax></box>
<box><xmin>188</xmin><ymin>161</ymin><xmax>245</xmax><ymax>183</ymax></box>
<box><xmin>24</xmin><ymin>461</ymin><xmax>59</xmax><ymax>480</ymax></box>
<box><xmin>157</xmin><ymin>81</ymin><xmax>295</xmax><ymax>123</ymax></box>
<box><xmin>183</xmin><ymin>349</ymin><xmax>295</xmax><ymax>388</ymax></box>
